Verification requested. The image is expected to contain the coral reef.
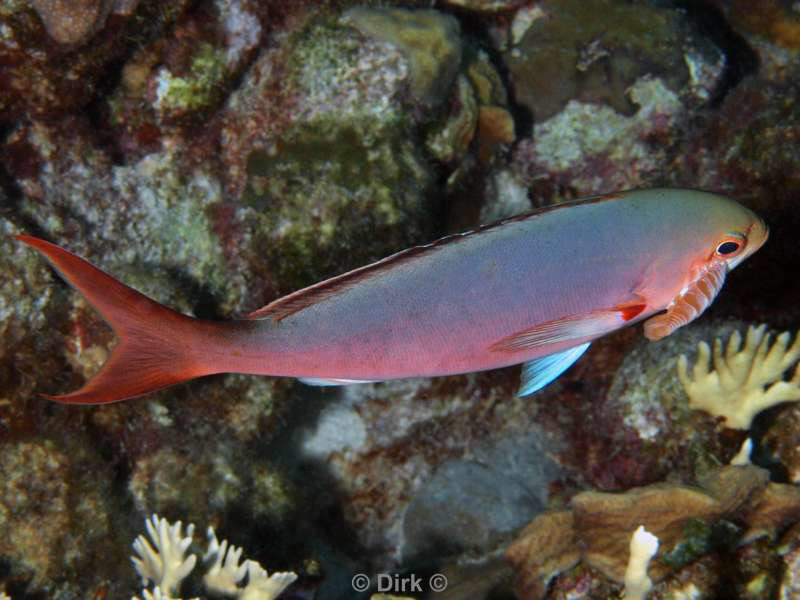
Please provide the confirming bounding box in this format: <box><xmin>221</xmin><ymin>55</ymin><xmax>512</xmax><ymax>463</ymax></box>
<box><xmin>709</xmin><ymin>0</ymin><xmax>800</xmax><ymax>50</ymax></box>
<box><xmin>678</xmin><ymin>324</ymin><xmax>800</xmax><ymax>429</ymax></box>
<box><xmin>1</xmin><ymin>0</ymin><xmax>799</xmax><ymax>598</ymax></box>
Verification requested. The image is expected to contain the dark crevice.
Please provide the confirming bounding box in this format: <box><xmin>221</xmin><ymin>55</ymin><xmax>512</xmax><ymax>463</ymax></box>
<box><xmin>673</xmin><ymin>0</ymin><xmax>760</xmax><ymax>106</ymax></box>
<box><xmin>0</xmin><ymin>127</ymin><xmax>48</xmax><ymax>236</ymax></box>
<box><xmin>84</xmin><ymin>57</ymin><xmax>128</xmax><ymax>166</ymax></box>
<box><xmin>452</xmin><ymin>8</ymin><xmax>534</xmax><ymax>142</ymax></box>
<box><xmin>0</xmin><ymin>147</ymin><xmax>22</xmax><ymax>216</ymax></box>
<box><xmin>156</xmin><ymin>264</ymin><xmax>225</xmax><ymax>320</ymax></box>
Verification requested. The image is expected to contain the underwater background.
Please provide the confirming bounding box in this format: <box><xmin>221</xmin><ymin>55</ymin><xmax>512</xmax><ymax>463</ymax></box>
<box><xmin>1</xmin><ymin>0</ymin><xmax>800</xmax><ymax>598</ymax></box>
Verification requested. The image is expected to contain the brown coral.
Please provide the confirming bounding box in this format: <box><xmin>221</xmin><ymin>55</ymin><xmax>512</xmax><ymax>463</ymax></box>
<box><xmin>505</xmin><ymin>465</ymin><xmax>793</xmax><ymax>599</ymax></box>
<box><xmin>505</xmin><ymin>510</ymin><xmax>580</xmax><ymax>599</ymax></box>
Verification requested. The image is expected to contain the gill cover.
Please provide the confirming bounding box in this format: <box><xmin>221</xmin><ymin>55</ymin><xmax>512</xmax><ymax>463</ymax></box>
<box><xmin>643</xmin><ymin>261</ymin><xmax>727</xmax><ymax>341</ymax></box>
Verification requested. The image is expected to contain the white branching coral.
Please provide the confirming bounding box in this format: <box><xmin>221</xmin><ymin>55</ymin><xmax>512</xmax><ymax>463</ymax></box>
<box><xmin>203</xmin><ymin>527</ymin><xmax>297</xmax><ymax>599</ymax></box>
<box><xmin>240</xmin><ymin>562</ymin><xmax>297</xmax><ymax>600</ymax></box>
<box><xmin>132</xmin><ymin>514</ymin><xmax>197</xmax><ymax>599</ymax></box>
<box><xmin>678</xmin><ymin>324</ymin><xmax>800</xmax><ymax>429</ymax></box>
<box><xmin>204</xmin><ymin>527</ymin><xmax>247</xmax><ymax>596</ymax></box>
<box><xmin>131</xmin><ymin>514</ymin><xmax>297</xmax><ymax>600</ymax></box>
<box><xmin>730</xmin><ymin>438</ymin><xmax>753</xmax><ymax>466</ymax></box>
<box><xmin>623</xmin><ymin>525</ymin><xmax>658</xmax><ymax>600</ymax></box>
<box><xmin>133</xmin><ymin>588</ymin><xmax>196</xmax><ymax>600</ymax></box>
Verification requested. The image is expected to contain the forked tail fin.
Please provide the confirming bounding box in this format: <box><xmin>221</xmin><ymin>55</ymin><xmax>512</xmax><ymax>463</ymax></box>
<box><xmin>16</xmin><ymin>235</ymin><xmax>217</xmax><ymax>404</ymax></box>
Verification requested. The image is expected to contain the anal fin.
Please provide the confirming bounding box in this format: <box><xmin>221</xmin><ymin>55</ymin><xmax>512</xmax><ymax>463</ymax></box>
<box><xmin>518</xmin><ymin>343</ymin><xmax>591</xmax><ymax>397</ymax></box>
<box><xmin>299</xmin><ymin>377</ymin><xmax>380</xmax><ymax>387</ymax></box>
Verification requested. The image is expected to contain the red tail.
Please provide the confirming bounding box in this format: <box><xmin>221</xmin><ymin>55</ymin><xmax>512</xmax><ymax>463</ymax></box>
<box><xmin>16</xmin><ymin>235</ymin><xmax>217</xmax><ymax>404</ymax></box>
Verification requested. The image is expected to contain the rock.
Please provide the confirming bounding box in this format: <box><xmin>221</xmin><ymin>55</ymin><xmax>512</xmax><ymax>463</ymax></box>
<box><xmin>597</xmin><ymin>321</ymin><xmax>751</xmax><ymax>488</ymax></box>
<box><xmin>128</xmin><ymin>441</ymin><xmax>296</xmax><ymax>528</ymax></box>
<box><xmin>108</xmin><ymin>0</ymin><xmax>263</xmax><ymax>147</ymax></box>
<box><xmin>342</xmin><ymin>7</ymin><xmax>462</xmax><ymax>106</ymax></box>
<box><xmin>779</xmin><ymin>523</ymin><xmax>800</xmax><ymax>599</ymax></box>
<box><xmin>669</xmin><ymin>76</ymin><xmax>800</xmax><ymax>331</ymax></box>
<box><xmin>402</xmin><ymin>433</ymin><xmax>560</xmax><ymax>561</ymax></box>
<box><xmin>505</xmin><ymin>0</ymin><xmax>724</xmax><ymax>122</ymax></box>
<box><xmin>763</xmin><ymin>404</ymin><xmax>800</xmax><ymax>483</ymax></box>
<box><xmin>0</xmin><ymin>438</ymin><xmax>115</xmax><ymax>592</ymax></box>
<box><xmin>426</xmin><ymin>75</ymin><xmax>478</xmax><ymax>163</ymax></box>
<box><xmin>0</xmin><ymin>216</ymin><xmax>61</xmax><ymax>435</ymax></box>
<box><xmin>282</xmin><ymin>376</ymin><xmax>567</xmax><ymax>574</ymax></box>
<box><xmin>441</xmin><ymin>0</ymin><xmax>526</xmax><ymax>11</ymax></box>
<box><xmin>224</xmin><ymin>13</ymin><xmax>438</xmax><ymax>296</ymax></box>
<box><xmin>28</xmin><ymin>0</ymin><xmax>113</xmax><ymax>45</ymax></box>
<box><xmin>511</xmin><ymin>76</ymin><xmax>685</xmax><ymax>197</ymax></box>
<box><xmin>708</xmin><ymin>0</ymin><xmax>800</xmax><ymax>50</ymax></box>
<box><xmin>0</xmin><ymin>0</ymin><xmax>188</xmax><ymax>121</ymax></box>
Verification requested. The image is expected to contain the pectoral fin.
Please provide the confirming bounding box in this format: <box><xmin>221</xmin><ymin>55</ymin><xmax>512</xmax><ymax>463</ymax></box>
<box><xmin>518</xmin><ymin>343</ymin><xmax>591</xmax><ymax>397</ymax></box>
<box><xmin>491</xmin><ymin>300</ymin><xmax>645</xmax><ymax>352</ymax></box>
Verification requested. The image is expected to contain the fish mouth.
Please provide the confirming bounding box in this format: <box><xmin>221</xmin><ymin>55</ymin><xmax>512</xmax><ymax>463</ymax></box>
<box><xmin>728</xmin><ymin>217</ymin><xmax>768</xmax><ymax>270</ymax></box>
<box><xmin>748</xmin><ymin>216</ymin><xmax>769</xmax><ymax>253</ymax></box>
<box><xmin>754</xmin><ymin>217</ymin><xmax>769</xmax><ymax>250</ymax></box>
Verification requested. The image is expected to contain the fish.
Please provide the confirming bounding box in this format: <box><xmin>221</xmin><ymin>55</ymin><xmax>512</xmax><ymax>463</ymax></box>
<box><xmin>16</xmin><ymin>188</ymin><xmax>768</xmax><ymax>405</ymax></box>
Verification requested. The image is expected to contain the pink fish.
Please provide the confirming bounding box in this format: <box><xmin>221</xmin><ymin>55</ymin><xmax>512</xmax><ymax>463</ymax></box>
<box><xmin>17</xmin><ymin>188</ymin><xmax>767</xmax><ymax>404</ymax></box>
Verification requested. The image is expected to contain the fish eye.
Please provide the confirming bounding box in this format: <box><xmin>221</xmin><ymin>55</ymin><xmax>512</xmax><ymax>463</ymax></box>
<box><xmin>714</xmin><ymin>233</ymin><xmax>746</xmax><ymax>257</ymax></box>
<box><xmin>716</xmin><ymin>241</ymin><xmax>741</xmax><ymax>255</ymax></box>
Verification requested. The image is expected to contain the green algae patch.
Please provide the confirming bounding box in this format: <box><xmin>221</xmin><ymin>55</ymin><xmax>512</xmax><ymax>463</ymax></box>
<box><xmin>241</xmin><ymin>107</ymin><xmax>434</xmax><ymax>291</ymax></box>
<box><xmin>154</xmin><ymin>41</ymin><xmax>228</xmax><ymax>116</ymax></box>
<box><xmin>661</xmin><ymin>518</ymin><xmax>715</xmax><ymax>568</ymax></box>
<box><xmin>244</xmin><ymin>117</ymin><xmax>418</xmax><ymax>217</ymax></box>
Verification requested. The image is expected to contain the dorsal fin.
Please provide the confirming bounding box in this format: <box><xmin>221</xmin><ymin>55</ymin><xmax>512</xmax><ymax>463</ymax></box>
<box><xmin>247</xmin><ymin>192</ymin><xmax>624</xmax><ymax>322</ymax></box>
<box><xmin>245</xmin><ymin>243</ymin><xmax>442</xmax><ymax>321</ymax></box>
